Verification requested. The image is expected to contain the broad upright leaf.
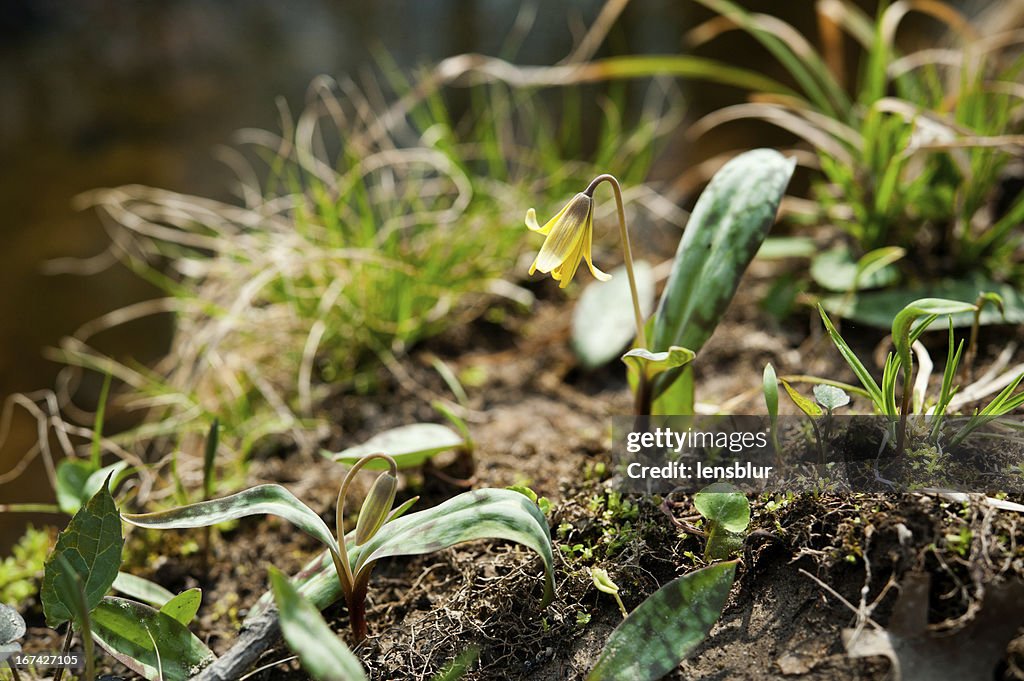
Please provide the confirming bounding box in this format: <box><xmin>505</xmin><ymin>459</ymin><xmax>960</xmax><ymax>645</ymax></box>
<box><xmin>160</xmin><ymin>588</ymin><xmax>202</xmax><ymax>626</ymax></box>
<box><xmin>588</xmin><ymin>561</ymin><xmax>737</xmax><ymax>681</ymax></box>
<box><xmin>327</xmin><ymin>424</ymin><xmax>465</xmax><ymax>470</ymax></box>
<box><xmin>572</xmin><ymin>262</ymin><xmax>656</xmax><ymax>369</ymax></box>
<box><xmin>41</xmin><ymin>481</ymin><xmax>124</xmax><ymax>627</ymax></box>
<box><xmin>651</xmin><ymin>149</ymin><xmax>794</xmax><ymax>355</ymax></box>
<box><xmin>123</xmin><ymin>484</ymin><xmax>340</xmax><ymax>556</ymax></box>
<box><xmin>92</xmin><ymin>597</ymin><xmax>215</xmax><ymax>681</ymax></box>
<box><xmin>693</xmin><ymin>483</ymin><xmax>750</xmax><ymax>533</ymax></box>
<box><xmin>269</xmin><ymin>567</ymin><xmax>367</xmax><ymax>681</ymax></box>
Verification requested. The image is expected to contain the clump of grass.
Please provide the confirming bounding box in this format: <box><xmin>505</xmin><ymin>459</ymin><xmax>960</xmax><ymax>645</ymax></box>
<box><xmin>50</xmin><ymin>66</ymin><xmax>680</xmax><ymax>461</ymax></box>
<box><xmin>682</xmin><ymin>0</ymin><xmax>1024</xmax><ymax>285</ymax></box>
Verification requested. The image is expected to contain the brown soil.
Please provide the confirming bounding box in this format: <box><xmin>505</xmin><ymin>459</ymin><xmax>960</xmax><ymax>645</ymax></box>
<box><xmin>17</xmin><ymin>268</ymin><xmax>1024</xmax><ymax>681</ymax></box>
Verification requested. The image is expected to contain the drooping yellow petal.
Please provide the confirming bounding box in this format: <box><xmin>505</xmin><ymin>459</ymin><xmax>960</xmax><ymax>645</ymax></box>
<box><xmin>553</xmin><ymin>234</ymin><xmax>586</xmax><ymax>288</ymax></box>
<box><xmin>525</xmin><ymin>208</ymin><xmax>549</xmax><ymax>234</ymax></box>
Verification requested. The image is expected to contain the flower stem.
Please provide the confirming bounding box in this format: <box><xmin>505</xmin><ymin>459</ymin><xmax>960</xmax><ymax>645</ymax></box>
<box><xmin>586</xmin><ymin>174</ymin><xmax>647</xmax><ymax>350</ymax></box>
<box><xmin>335</xmin><ymin>452</ymin><xmax>398</xmax><ymax>640</ymax></box>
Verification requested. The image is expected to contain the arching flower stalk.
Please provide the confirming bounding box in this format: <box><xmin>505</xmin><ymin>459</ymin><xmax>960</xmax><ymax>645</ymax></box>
<box><xmin>526</xmin><ymin>174</ymin><xmax>648</xmax><ymax>351</ymax></box>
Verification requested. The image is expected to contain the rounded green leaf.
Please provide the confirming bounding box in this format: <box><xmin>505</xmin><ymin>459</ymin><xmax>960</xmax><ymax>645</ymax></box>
<box><xmin>693</xmin><ymin>482</ymin><xmax>751</xmax><ymax>533</ymax></box>
<box><xmin>0</xmin><ymin>604</ymin><xmax>25</xmax><ymax>645</ymax></box>
<box><xmin>572</xmin><ymin>262</ymin><xmax>656</xmax><ymax>369</ymax></box>
<box><xmin>327</xmin><ymin>424</ymin><xmax>465</xmax><ymax>470</ymax></box>
<box><xmin>588</xmin><ymin>561</ymin><xmax>737</xmax><ymax>681</ymax></box>
<box><xmin>269</xmin><ymin>567</ymin><xmax>367</xmax><ymax>681</ymax></box>
<box><xmin>160</xmin><ymin>588</ymin><xmax>202</xmax><ymax>626</ymax></box>
<box><xmin>42</xmin><ymin>480</ymin><xmax>125</xmax><ymax>628</ymax></box>
<box><xmin>813</xmin><ymin>384</ymin><xmax>850</xmax><ymax>411</ymax></box>
<box><xmin>92</xmin><ymin>597</ymin><xmax>215</xmax><ymax>681</ymax></box>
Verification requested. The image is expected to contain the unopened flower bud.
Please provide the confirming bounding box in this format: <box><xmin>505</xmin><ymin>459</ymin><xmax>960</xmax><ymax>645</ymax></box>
<box><xmin>354</xmin><ymin>471</ymin><xmax>398</xmax><ymax>545</ymax></box>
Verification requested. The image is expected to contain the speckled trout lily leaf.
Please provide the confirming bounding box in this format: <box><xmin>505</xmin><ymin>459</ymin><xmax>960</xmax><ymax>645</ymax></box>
<box><xmin>652</xmin><ymin>149</ymin><xmax>793</xmax><ymax>354</ymax></box>
<box><xmin>325</xmin><ymin>423</ymin><xmax>466</xmax><ymax>469</ymax></box>
<box><xmin>0</xmin><ymin>603</ymin><xmax>25</xmax><ymax>665</ymax></box>
<box><xmin>249</xmin><ymin>488</ymin><xmax>555</xmax><ymax>616</ymax></box>
<box><xmin>269</xmin><ymin>567</ymin><xmax>368</xmax><ymax>681</ymax></box>
<box><xmin>122</xmin><ymin>484</ymin><xmax>341</xmax><ymax>556</ymax></box>
<box><xmin>41</xmin><ymin>480</ymin><xmax>124</xmax><ymax>628</ymax></box>
<box><xmin>572</xmin><ymin>261</ymin><xmax>656</xmax><ymax>369</ymax></box>
<box><xmin>92</xmin><ymin>597</ymin><xmax>215</xmax><ymax>681</ymax></box>
<box><xmin>648</xmin><ymin>149</ymin><xmax>793</xmax><ymax>411</ymax></box>
<box><xmin>588</xmin><ymin>561</ymin><xmax>737</xmax><ymax>681</ymax></box>
<box><xmin>621</xmin><ymin>346</ymin><xmax>696</xmax><ymax>382</ymax></box>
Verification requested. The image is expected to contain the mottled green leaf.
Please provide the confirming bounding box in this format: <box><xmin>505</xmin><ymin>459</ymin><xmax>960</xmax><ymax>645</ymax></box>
<box><xmin>92</xmin><ymin>597</ymin><xmax>215</xmax><ymax>681</ymax></box>
<box><xmin>588</xmin><ymin>561</ymin><xmax>737</xmax><ymax>681</ymax></box>
<box><xmin>269</xmin><ymin>567</ymin><xmax>367</xmax><ymax>681</ymax></box>
<box><xmin>326</xmin><ymin>424</ymin><xmax>465</xmax><ymax>470</ymax></box>
<box><xmin>123</xmin><ymin>484</ymin><xmax>340</xmax><ymax>556</ymax></box>
<box><xmin>572</xmin><ymin>262</ymin><xmax>656</xmax><ymax>369</ymax></box>
<box><xmin>41</xmin><ymin>481</ymin><xmax>124</xmax><ymax>627</ymax></box>
<box><xmin>160</xmin><ymin>588</ymin><xmax>202</xmax><ymax>626</ymax></box>
<box><xmin>251</xmin><ymin>489</ymin><xmax>555</xmax><ymax>617</ymax></box>
<box><xmin>693</xmin><ymin>483</ymin><xmax>750</xmax><ymax>533</ymax></box>
<box><xmin>651</xmin><ymin>149</ymin><xmax>794</xmax><ymax>355</ymax></box>
<box><xmin>351</xmin><ymin>489</ymin><xmax>555</xmax><ymax>605</ymax></box>
<box><xmin>813</xmin><ymin>384</ymin><xmax>850</xmax><ymax>411</ymax></box>
<box><xmin>0</xmin><ymin>604</ymin><xmax>25</xmax><ymax>644</ymax></box>
<box><xmin>112</xmin><ymin>572</ymin><xmax>176</xmax><ymax>608</ymax></box>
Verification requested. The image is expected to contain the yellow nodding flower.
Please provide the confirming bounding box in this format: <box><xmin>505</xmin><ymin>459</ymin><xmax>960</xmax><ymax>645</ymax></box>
<box><xmin>526</xmin><ymin>191</ymin><xmax>611</xmax><ymax>288</ymax></box>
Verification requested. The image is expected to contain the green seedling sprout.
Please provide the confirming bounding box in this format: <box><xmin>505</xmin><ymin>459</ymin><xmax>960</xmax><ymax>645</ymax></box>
<box><xmin>591</xmin><ymin>567</ymin><xmax>628</xmax><ymax>619</ymax></box>
<box><xmin>763</xmin><ymin>363</ymin><xmax>781</xmax><ymax>460</ymax></box>
<box><xmin>813</xmin><ymin>384</ymin><xmax>849</xmax><ymax>440</ymax></box>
